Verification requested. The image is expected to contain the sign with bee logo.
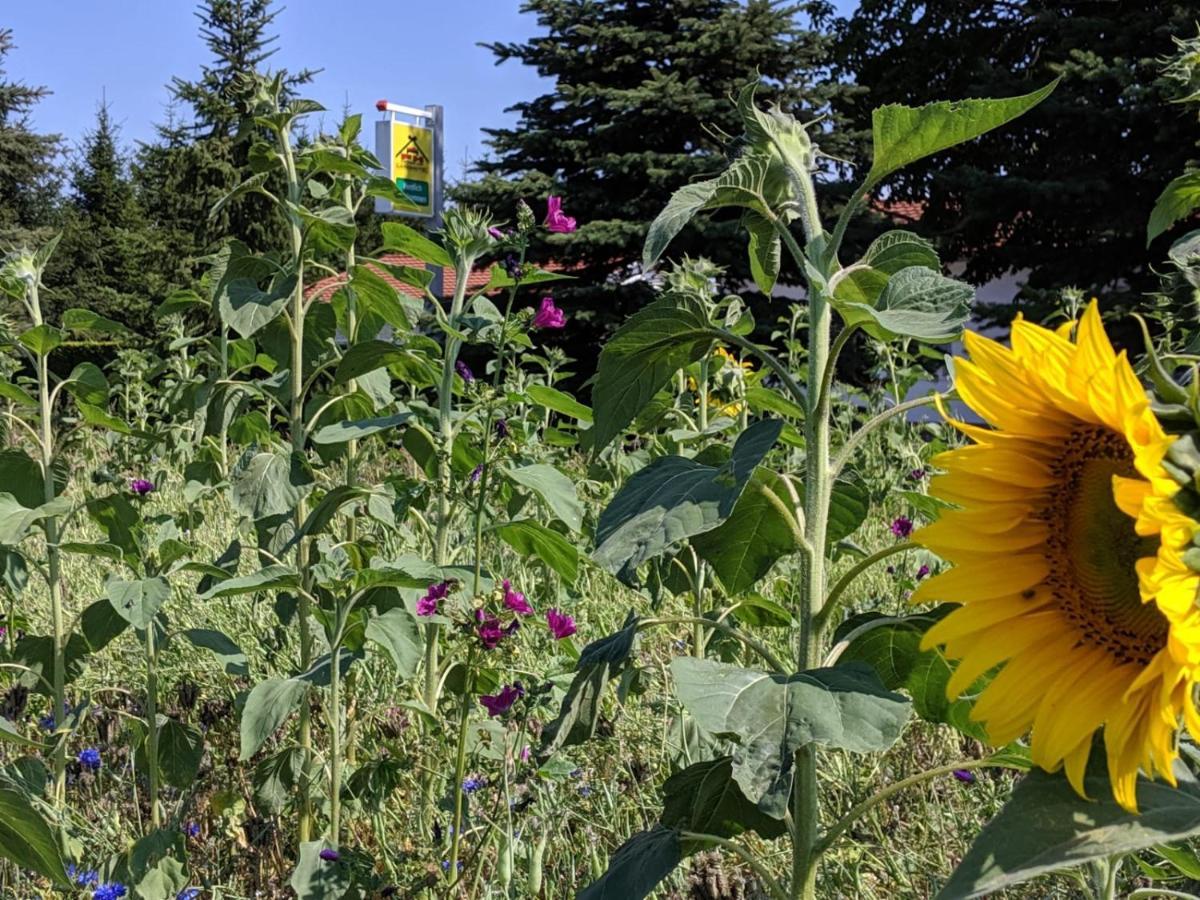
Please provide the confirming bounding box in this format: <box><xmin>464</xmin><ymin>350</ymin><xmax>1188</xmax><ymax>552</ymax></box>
<box><xmin>374</xmin><ymin>102</ymin><xmax>443</xmax><ymax>221</ymax></box>
<box><xmin>390</xmin><ymin>122</ymin><xmax>434</xmax><ymax>214</ymax></box>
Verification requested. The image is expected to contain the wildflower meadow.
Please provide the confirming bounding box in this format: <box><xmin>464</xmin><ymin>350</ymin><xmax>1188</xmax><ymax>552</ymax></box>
<box><xmin>5</xmin><ymin>5</ymin><xmax>1200</xmax><ymax>900</ymax></box>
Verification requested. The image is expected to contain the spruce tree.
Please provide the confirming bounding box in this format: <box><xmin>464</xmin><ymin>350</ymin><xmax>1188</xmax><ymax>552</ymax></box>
<box><xmin>45</xmin><ymin>105</ymin><xmax>164</xmax><ymax>335</ymax></box>
<box><xmin>835</xmin><ymin>1</ymin><xmax>1200</xmax><ymax>317</ymax></box>
<box><xmin>0</xmin><ymin>29</ymin><xmax>61</xmax><ymax>247</ymax></box>
<box><xmin>451</xmin><ymin>0</ymin><xmax>860</xmax><ymax>345</ymax></box>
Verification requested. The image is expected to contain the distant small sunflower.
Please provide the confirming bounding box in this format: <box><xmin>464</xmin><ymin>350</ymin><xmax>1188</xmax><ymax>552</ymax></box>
<box><xmin>914</xmin><ymin>301</ymin><xmax>1200</xmax><ymax>812</ymax></box>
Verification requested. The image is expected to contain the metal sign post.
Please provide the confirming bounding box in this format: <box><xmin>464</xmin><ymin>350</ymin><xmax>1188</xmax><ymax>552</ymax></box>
<box><xmin>374</xmin><ymin>100</ymin><xmax>444</xmax><ymax>229</ymax></box>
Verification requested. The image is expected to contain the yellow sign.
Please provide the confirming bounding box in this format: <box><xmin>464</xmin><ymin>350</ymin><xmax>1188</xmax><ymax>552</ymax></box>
<box><xmin>390</xmin><ymin>121</ymin><xmax>434</xmax><ymax>215</ymax></box>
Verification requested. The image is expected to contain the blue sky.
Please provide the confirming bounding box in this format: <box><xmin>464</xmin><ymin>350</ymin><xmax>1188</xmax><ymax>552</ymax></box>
<box><xmin>6</xmin><ymin>1</ymin><xmax>857</xmax><ymax>181</ymax></box>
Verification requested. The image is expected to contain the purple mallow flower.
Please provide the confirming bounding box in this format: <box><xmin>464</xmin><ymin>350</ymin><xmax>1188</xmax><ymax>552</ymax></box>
<box><xmin>547</xmin><ymin>608</ymin><xmax>576</xmax><ymax>640</ymax></box>
<box><xmin>916</xmin><ymin>564</ymin><xmax>930</xmax><ymax>580</ymax></box>
<box><xmin>503</xmin><ymin>579</ymin><xmax>533</xmax><ymax>615</ymax></box>
<box><xmin>488</xmin><ymin>226</ymin><xmax>506</xmax><ymax>240</ymax></box>
<box><xmin>78</xmin><ymin>747</ymin><xmax>101</xmax><ymax>772</ymax></box>
<box><xmin>456</xmin><ymin>360</ymin><xmax>475</xmax><ymax>383</ymax></box>
<box><xmin>480</xmin><ymin>682</ymin><xmax>525</xmax><ymax>717</ymax></box>
<box><xmin>470</xmin><ymin>463</ymin><xmax>484</xmax><ymax>484</ymax></box>
<box><xmin>909</xmin><ymin>468</ymin><xmax>926</xmax><ymax>481</ymax></box>
<box><xmin>544</xmin><ymin>196</ymin><xmax>577</xmax><ymax>234</ymax></box>
<box><xmin>130</xmin><ymin>478</ymin><xmax>155</xmax><ymax>496</ymax></box>
<box><xmin>475</xmin><ymin>609</ymin><xmax>506</xmax><ymax>650</ymax></box>
<box><xmin>503</xmin><ymin>254</ymin><xmax>523</xmax><ymax>281</ymax></box>
<box><xmin>319</xmin><ymin>848</ymin><xmax>340</xmax><ymax>862</ymax></box>
<box><xmin>952</xmin><ymin>769</ymin><xmax>976</xmax><ymax>784</ymax></box>
<box><xmin>890</xmin><ymin>516</ymin><xmax>914</xmax><ymax>539</ymax></box>
<box><xmin>417</xmin><ymin>581</ymin><xmax>450</xmax><ymax>617</ymax></box>
<box><xmin>531</xmin><ymin>296</ymin><xmax>566</xmax><ymax>330</ymax></box>
<box><xmin>495</xmin><ymin>417</ymin><xmax>509</xmax><ymax>439</ymax></box>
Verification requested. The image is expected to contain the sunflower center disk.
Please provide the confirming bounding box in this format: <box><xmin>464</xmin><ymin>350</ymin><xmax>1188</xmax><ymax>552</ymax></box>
<box><xmin>1044</xmin><ymin>425</ymin><xmax>1168</xmax><ymax>665</ymax></box>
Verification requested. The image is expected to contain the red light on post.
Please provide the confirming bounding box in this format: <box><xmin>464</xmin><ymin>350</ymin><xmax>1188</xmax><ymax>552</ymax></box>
<box><xmin>375</xmin><ymin>99</ymin><xmax>388</xmax><ymax>111</ymax></box>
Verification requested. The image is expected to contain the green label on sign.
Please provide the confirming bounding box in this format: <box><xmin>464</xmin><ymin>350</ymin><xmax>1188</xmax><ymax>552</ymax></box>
<box><xmin>397</xmin><ymin>178</ymin><xmax>430</xmax><ymax>207</ymax></box>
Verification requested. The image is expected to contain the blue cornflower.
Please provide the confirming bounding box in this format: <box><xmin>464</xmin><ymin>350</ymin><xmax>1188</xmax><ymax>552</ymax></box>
<box><xmin>78</xmin><ymin>747</ymin><xmax>102</xmax><ymax>771</ymax></box>
<box><xmin>177</xmin><ymin>890</ymin><xmax>200</xmax><ymax>900</ymax></box>
<box><xmin>462</xmin><ymin>775</ymin><xmax>486</xmax><ymax>794</ymax></box>
<box><xmin>186</xmin><ymin>821</ymin><xmax>201</xmax><ymax>838</ymax></box>
<box><xmin>569</xmin><ymin>768</ymin><xmax>583</xmax><ymax>780</ymax></box>
<box><xmin>318</xmin><ymin>848</ymin><xmax>339</xmax><ymax>862</ymax></box>
<box><xmin>93</xmin><ymin>884</ymin><xmax>128</xmax><ymax>900</ymax></box>
<box><xmin>578</xmin><ymin>785</ymin><xmax>592</xmax><ymax>797</ymax></box>
<box><xmin>441</xmin><ymin>860</ymin><xmax>464</xmax><ymax>872</ymax></box>
<box><xmin>67</xmin><ymin>863</ymin><xmax>98</xmax><ymax>887</ymax></box>
<box><xmin>38</xmin><ymin>712</ymin><xmax>55</xmax><ymax>731</ymax></box>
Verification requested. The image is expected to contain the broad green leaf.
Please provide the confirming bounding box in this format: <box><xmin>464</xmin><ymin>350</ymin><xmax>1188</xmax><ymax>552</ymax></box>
<box><xmin>380</xmin><ymin>221</ymin><xmax>452</xmax><ymax>268</ymax></box>
<box><xmin>80</xmin><ymin>597</ymin><xmax>129</xmax><ymax>652</ymax></box>
<box><xmin>827</xmin><ymin>477</ymin><xmax>870</xmax><ymax>545</ymax></box>
<box><xmin>75</xmin><ymin>402</ymin><xmax>132</xmax><ymax>434</ymax></box>
<box><xmin>525</xmin><ymin>383</ymin><xmax>592</xmax><ymax>423</ymax></box>
<box><xmin>867</xmin><ymin>80</ymin><xmax>1058</xmax><ymax>187</ymax></box>
<box><xmin>671</xmin><ymin>658</ymin><xmax>910</xmax><ymax>816</ymax></box>
<box><xmin>218</xmin><ymin>273</ymin><xmax>297</xmax><ymax>339</ymax></box>
<box><xmin>290</xmin><ymin>840</ymin><xmax>351</xmax><ymax>900</ymax></box>
<box><xmin>692</xmin><ymin>468</ymin><xmax>800</xmax><ymax>594</ymax></box>
<box><xmin>19</xmin><ymin>324</ymin><xmax>63</xmax><ymax>357</ymax></box>
<box><xmin>61</xmin><ymin>361</ymin><xmax>108</xmax><ymax>407</ymax></box>
<box><xmin>578</xmin><ymin>826</ymin><xmax>681</xmax><ymax>900</ymax></box>
<box><xmin>1148</xmin><ymin>170</ymin><xmax>1200</xmax><ymax>245</ymax></box>
<box><xmin>240</xmin><ymin>677</ymin><xmax>308</xmax><ymax>760</ymax></box>
<box><xmin>836</xmin><ymin>608</ymin><xmax>984</xmax><ymax>738</ymax></box>
<box><xmin>62</xmin><ymin>308</ymin><xmax>129</xmax><ymax>335</ymax></box>
<box><xmin>660</xmin><ymin>756</ymin><xmax>786</xmax><ymax>843</ymax></box>
<box><xmin>0</xmin><ymin>787</ymin><xmax>68</xmax><ymax>885</ymax></box>
<box><xmin>592</xmin><ymin>293</ymin><xmax>718</xmax><ymax>451</ymax></box>
<box><xmin>135</xmin><ymin>855</ymin><xmax>190</xmax><ymax>900</ymax></box>
<box><xmin>0</xmin><ymin>494</ymin><xmax>69</xmax><ymax>545</ymax></box>
<box><xmin>861</xmin><ymin>229</ymin><xmax>940</xmax><ymax>274</ymax></box>
<box><xmin>253</xmin><ymin>748</ymin><xmax>306</xmax><ymax>815</ymax></box>
<box><xmin>0</xmin><ymin>378</ymin><xmax>36</xmax><ymax>407</ymax></box>
<box><xmin>181</xmin><ymin>628</ymin><xmax>249</xmax><ymax>677</ymax></box>
<box><xmin>838</xmin><ymin>266</ymin><xmax>973</xmax><ymax>344</ymax></box>
<box><xmin>939</xmin><ymin>761</ymin><xmax>1200</xmax><ymax>899</ymax></box>
<box><xmin>643</xmin><ymin>153</ymin><xmax>779</xmax><ymax>268</ymax></box>
<box><xmin>105</xmin><ymin>576</ymin><xmax>171</xmax><ymax>630</ymax></box>
<box><xmin>334</xmin><ymin>340</ymin><xmax>420</xmax><ymax>383</ymax></box>
<box><xmin>503</xmin><ymin>463</ymin><xmax>583</xmax><ymax>533</ymax></box>
<box><xmin>743</xmin><ymin>210</ymin><xmax>781</xmax><ymax>295</ymax></box>
<box><xmin>156</xmin><ymin>288</ymin><xmax>208</xmax><ymax>317</ymax></box>
<box><xmin>230</xmin><ymin>451</ymin><xmax>312</xmax><ymax>520</ymax></box>
<box><xmin>151</xmin><ymin>716</ymin><xmax>204</xmax><ymax>790</ymax></box>
<box><xmin>364</xmin><ymin>607</ymin><xmax>422</xmax><ymax>678</ymax></box>
<box><xmin>0</xmin><ymin>449</ymin><xmax>44</xmax><ymax>509</ymax></box>
<box><xmin>310</xmin><ymin>412</ymin><xmax>412</xmax><ymax>445</ymax></box>
<box><xmin>594</xmin><ymin>419</ymin><xmax>781</xmax><ymax>583</ymax></box>
<box><xmin>349</xmin><ymin>265</ymin><xmax>413</xmax><ymax>333</ymax></box>
<box><xmin>540</xmin><ymin>612</ymin><xmax>639</xmax><ymax>758</ymax></box>
<box><xmin>482</xmin><ymin>265</ymin><xmax>574</xmax><ymax>292</ymax></box>
<box><xmin>492</xmin><ymin>519</ymin><xmax>579</xmax><ymax>582</ymax></box>
<box><xmin>200</xmin><ymin>564</ymin><xmax>300</xmax><ymax>600</ymax></box>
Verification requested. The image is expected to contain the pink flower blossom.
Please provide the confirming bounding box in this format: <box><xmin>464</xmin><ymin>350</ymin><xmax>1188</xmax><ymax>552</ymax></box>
<box><xmin>890</xmin><ymin>516</ymin><xmax>914</xmax><ymax>539</ymax></box>
<box><xmin>480</xmin><ymin>682</ymin><xmax>525</xmax><ymax>717</ymax></box>
<box><xmin>532</xmin><ymin>296</ymin><xmax>566</xmax><ymax>330</ymax></box>
<box><xmin>416</xmin><ymin>581</ymin><xmax>450</xmax><ymax>617</ymax></box>
<box><xmin>475</xmin><ymin>609</ymin><xmax>506</xmax><ymax>649</ymax></box>
<box><xmin>544</xmin><ymin>195</ymin><xmax>577</xmax><ymax>233</ymax></box>
<box><xmin>503</xmin><ymin>579</ymin><xmax>534</xmax><ymax>615</ymax></box>
<box><xmin>546</xmin><ymin>608</ymin><xmax>576</xmax><ymax>640</ymax></box>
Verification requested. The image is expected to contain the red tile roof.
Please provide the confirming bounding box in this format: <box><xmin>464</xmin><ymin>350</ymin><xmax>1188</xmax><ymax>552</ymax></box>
<box><xmin>871</xmin><ymin>198</ymin><xmax>927</xmax><ymax>223</ymax></box>
<box><xmin>306</xmin><ymin>253</ymin><xmax>497</xmax><ymax>302</ymax></box>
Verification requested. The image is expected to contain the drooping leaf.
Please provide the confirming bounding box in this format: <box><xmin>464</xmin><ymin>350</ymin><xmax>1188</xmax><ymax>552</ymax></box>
<box><xmin>105</xmin><ymin>576</ymin><xmax>171</xmax><ymax>630</ymax></box>
<box><xmin>18</xmin><ymin>324</ymin><xmax>63</xmax><ymax>357</ymax></box>
<box><xmin>0</xmin><ymin>787</ymin><xmax>68</xmax><ymax>885</ymax></box>
<box><xmin>492</xmin><ymin>519</ymin><xmax>579</xmax><ymax>583</ymax></box>
<box><xmin>0</xmin><ymin>449</ymin><xmax>44</xmax><ymax>510</ymax></box>
<box><xmin>218</xmin><ymin>273</ymin><xmax>297</xmax><ymax>339</ymax></box>
<box><xmin>503</xmin><ymin>464</ymin><xmax>583</xmax><ymax>533</ymax></box>
<box><xmin>62</xmin><ymin>308</ymin><xmax>129</xmax><ymax>335</ymax></box>
<box><xmin>592</xmin><ymin>293</ymin><xmax>718</xmax><ymax>451</ymax></box>
<box><xmin>861</xmin><ymin>230</ymin><xmax>940</xmax><ymax>274</ymax></box>
<box><xmin>594</xmin><ymin>420</ymin><xmax>782</xmax><ymax>583</ymax></box>
<box><xmin>240</xmin><ymin>678</ymin><xmax>308</xmax><ymax>760</ymax></box>
<box><xmin>660</xmin><ymin>756</ymin><xmax>786</xmax><ymax>844</ymax></box>
<box><xmin>837</xmin><ymin>266</ymin><xmax>973</xmax><ymax>343</ymax></box>
<box><xmin>742</xmin><ymin>210</ymin><xmax>781</xmax><ymax>295</ymax></box>
<box><xmin>525</xmin><ymin>384</ymin><xmax>592</xmax><ymax>423</ymax></box>
<box><xmin>540</xmin><ymin>612</ymin><xmax>639</xmax><ymax>758</ymax></box>
<box><xmin>692</xmin><ymin>468</ymin><xmax>800</xmax><ymax>593</ymax></box>
<box><xmin>311</xmin><ymin>412</ymin><xmax>412</xmax><ymax>445</ymax></box>
<box><xmin>80</xmin><ymin>597</ymin><xmax>129</xmax><ymax>652</ymax></box>
<box><xmin>181</xmin><ymin>628</ymin><xmax>249</xmax><ymax>677</ymax></box>
<box><xmin>149</xmin><ymin>716</ymin><xmax>204</xmax><ymax>790</ymax></box>
<box><xmin>939</xmin><ymin>760</ymin><xmax>1200</xmax><ymax>899</ymax></box>
<box><xmin>230</xmin><ymin>451</ymin><xmax>312</xmax><ymax>520</ymax></box>
<box><xmin>578</xmin><ymin>826</ymin><xmax>682</xmax><ymax>900</ymax></box>
<box><xmin>380</xmin><ymin>221</ymin><xmax>452</xmax><ymax>267</ymax></box>
<box><xmin>671</xmin><ymin>658</ymin><xmax>911</xmax><ymax>816</ymax></box>
<box><xmin>1148</xmin><ymin>170</ymin><xmax>1200</xmax><ymax>245</ymax></box>
<box><xmin>364</xmin><ymin>607</ymin><xmax>422</xmax><ymax>679</ymax></box>
<box><xmin>867</xmin><ymin>80</ymin><xmax>1059</xmax><ymax>187</ymax></box>
<box><xmin>199</xmin><ymin>565</ymin><xmax>300</xmax><ymax>600</ymax></box>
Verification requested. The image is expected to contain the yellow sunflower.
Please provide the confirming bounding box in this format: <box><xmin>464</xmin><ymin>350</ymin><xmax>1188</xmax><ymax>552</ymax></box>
<box><xmin>913</xmin><ymin>300</ymin><xmax>1200</xmax><ymax>812</ymax></box>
